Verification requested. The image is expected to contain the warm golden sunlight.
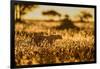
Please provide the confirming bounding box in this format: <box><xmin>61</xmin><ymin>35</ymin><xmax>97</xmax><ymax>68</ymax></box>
<box><xmin>22</xmin><ymin>5</ymin><xmax>94</xmax><ymax>21</ymax></box>
<box><xmin>14</xmin><ymin>3</ymin><xmax>95</xmax><ymax>66</ymax></box>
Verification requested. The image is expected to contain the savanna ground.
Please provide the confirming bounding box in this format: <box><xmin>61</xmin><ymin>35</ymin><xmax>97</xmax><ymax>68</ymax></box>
<box><xmin>15</xmin><ymin>19</ymin><xmax>95</xmax><ymax>66</ymax></box>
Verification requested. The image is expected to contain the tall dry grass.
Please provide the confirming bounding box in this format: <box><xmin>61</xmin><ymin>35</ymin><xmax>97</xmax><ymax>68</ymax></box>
<box><xmin>15</xmin><ymin>20</ymin><xmax>95</xmax><ymax>66</ymax></box>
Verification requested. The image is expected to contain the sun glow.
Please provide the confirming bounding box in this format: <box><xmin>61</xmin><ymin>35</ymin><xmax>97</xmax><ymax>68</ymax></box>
<box><xmin>22</xmin><ymin>5</ymin><xmax>94</xmax><ymax>20</ymax></box>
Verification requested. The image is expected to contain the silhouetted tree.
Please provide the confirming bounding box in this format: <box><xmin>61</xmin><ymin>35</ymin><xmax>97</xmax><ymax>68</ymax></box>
<box><xmin>42</xmin><ymin>10</ymin><xmax>61</xmax><ymax>21</ymax></box>
<box><xmin>15</xmin><ymin>3</ymin><xmax>38</xmax><ymax>22</ymax></box>
<box><xmin>55</xmin><ymin>14</ymin><xmax>80</xmax><ymax>31</ymax></box>
<box><xmin>42</xmin><ymin>10</ymin><xmax>61</xmax><ymax>17</ymax></box>
<box><xmin>78</xmin><ymin>11</ymin><xmax>93</xmax><ymax>23</ymax></box>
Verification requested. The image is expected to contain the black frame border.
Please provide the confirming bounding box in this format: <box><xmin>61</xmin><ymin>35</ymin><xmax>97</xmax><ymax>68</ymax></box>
<box><xmin>10</xmin><ymin>1</ymin><xmax>97</xmax><ymax>68</ymax></box>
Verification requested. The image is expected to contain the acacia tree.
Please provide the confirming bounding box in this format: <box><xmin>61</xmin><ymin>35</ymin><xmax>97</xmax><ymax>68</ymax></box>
<box><xmin>42</xmin><ymin>10</ymin><xmax>61</xmax><ymax>20</ymax></box>
<box><xmin>55</xmin><ymin>14</ymin><xmax>79</xmax><ymax>31</ymax></box>
<box><xmin>78</xmin><ymin>11</ymin><xmax>93</xmax><ymax>23</ymax></box>
<box><xmin>15</xmin><ymin>3</ymin><xmax>38</xmax><ymax>22</ymax></box>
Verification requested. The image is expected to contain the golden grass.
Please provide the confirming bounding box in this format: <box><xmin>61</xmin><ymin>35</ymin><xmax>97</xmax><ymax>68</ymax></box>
<box><xmin>15</xmin><ymin>21</ymin><xmax>95</xmax><ymax>66</ymax></box>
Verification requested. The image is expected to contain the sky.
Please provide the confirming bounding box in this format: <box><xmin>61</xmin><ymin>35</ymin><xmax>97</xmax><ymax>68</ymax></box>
<box><xmin>22</xmin><ymin>5</ymin><xmax>94</xmax><ymax>20</ymax></box>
